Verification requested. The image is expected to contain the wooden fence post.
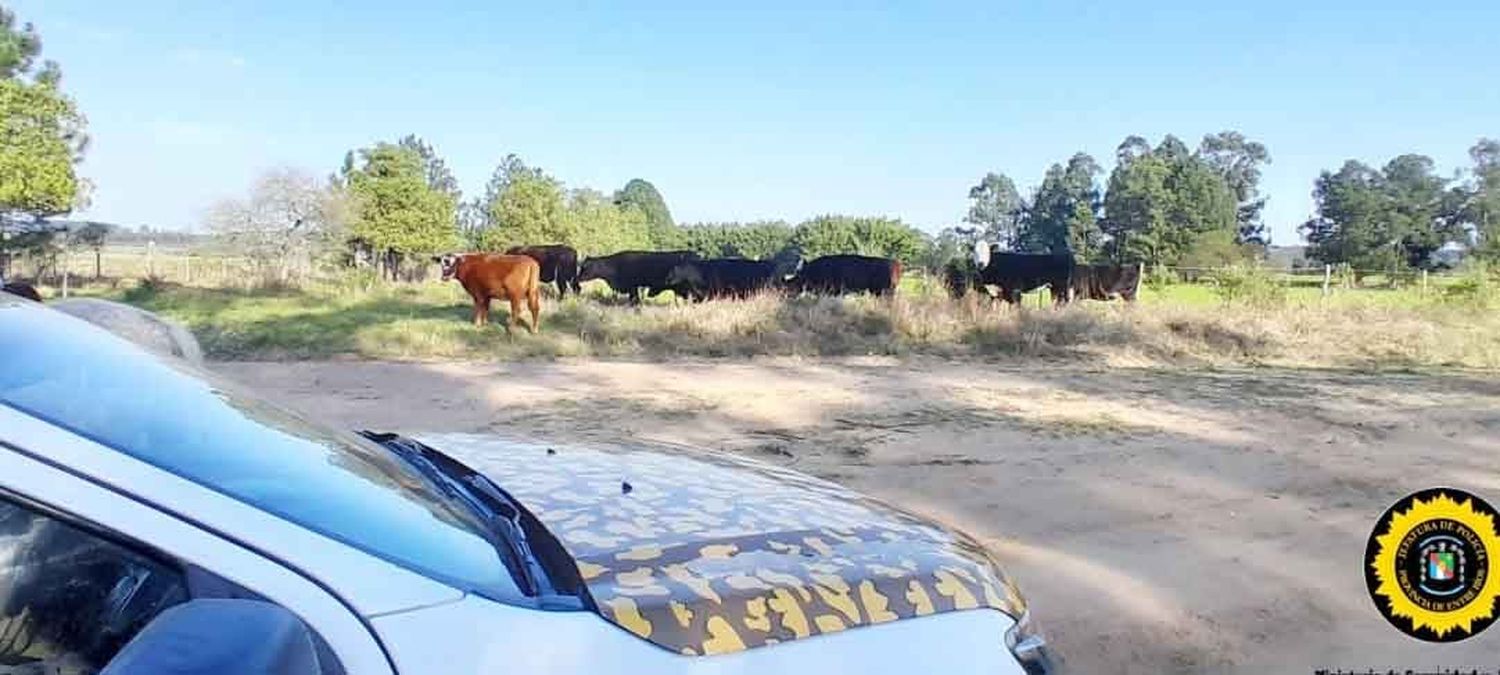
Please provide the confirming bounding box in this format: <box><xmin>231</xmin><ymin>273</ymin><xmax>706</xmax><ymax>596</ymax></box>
<box><xmin>62</xmin><ymin>268</ymin><xmax>69</xmax><ymax>298</ymax></box>
<box><xmin>147</xmin><ymin>241</ymin><xmax>156</xmax><ymax>279</ymax></box>
<box><xmin>1322</xmin><ymin>264</ymin><xmax>1331</xmax><ymax>298</ymax></box>
<box><xmin>1421</xmin><ymin>269</ymin><xmax>1429</xmax><ymax>296</ymax></box>
<box><xmin>182</xmin><ymin>256</ymin><xmax>190</xmax><ymax>284</ymax></box>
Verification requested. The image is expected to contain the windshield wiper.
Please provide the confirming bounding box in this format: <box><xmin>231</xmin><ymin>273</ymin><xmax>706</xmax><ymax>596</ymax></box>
<box><xmin>359</xmin><ymin>431</ymin><xmax>586</xmax><ymax>611</ymax></box>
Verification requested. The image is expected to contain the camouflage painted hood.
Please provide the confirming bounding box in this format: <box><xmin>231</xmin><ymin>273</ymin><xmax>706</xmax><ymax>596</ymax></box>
<box><xmin>419</xmin><ymin>433</ymin><xmax>1026</xmax><ymax>656</ymax></box>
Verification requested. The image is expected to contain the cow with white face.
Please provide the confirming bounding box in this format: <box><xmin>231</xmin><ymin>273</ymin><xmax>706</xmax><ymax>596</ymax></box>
<box><xmin>436</xmin><ymin>253</ymin><xmax>462</xmax><ymax>281</ymax></box>
<box><xmin>972</xmin><ymin>239</ymin><xmax>992</xmax><ymax>271</ymax></box>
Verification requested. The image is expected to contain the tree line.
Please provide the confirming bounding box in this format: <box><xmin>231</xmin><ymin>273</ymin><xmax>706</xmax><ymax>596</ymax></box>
<box><xmin>313</xmin><ymin>127</ymin><xmax>1497</xmax><ymax>287</ymax></box>
<box><xmin>1300</xmin><ymin>141</ymin><xmax>1498</xmax><ymax>274</ymax></box>
<box><xmin>233</xmin><ymin>135</ymin><xmax>930</xmax><ymax>281</ymax></box>
<box><xmin>954</xmin><ymin>131</ymin><xmax>1499</xmax><ymax>274</ymax></box>
<box><xmin>949</xmin><ymin>132</ymin><xmax>1270</xmax><ymax>269</ymax></box>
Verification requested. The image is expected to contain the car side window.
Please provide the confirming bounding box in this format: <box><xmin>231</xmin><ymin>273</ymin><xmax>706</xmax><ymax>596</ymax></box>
<box><xmin>0</xmin><ymin>495</ymin><xmax>188</xmax><ymax>675</ymax></box>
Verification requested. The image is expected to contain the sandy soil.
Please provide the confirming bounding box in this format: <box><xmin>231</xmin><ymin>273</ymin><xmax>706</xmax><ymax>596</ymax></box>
<box><xmin>218</xmin><ymin>358</ymin><xmax>1500</xmax><ymax>674</ymax></box>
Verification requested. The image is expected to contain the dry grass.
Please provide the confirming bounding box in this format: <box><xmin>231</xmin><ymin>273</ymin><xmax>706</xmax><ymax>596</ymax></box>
<box><xmin>60</xmin><ymin>278</ymin><xmax>1500</xmax><ymax>369</ymax></box>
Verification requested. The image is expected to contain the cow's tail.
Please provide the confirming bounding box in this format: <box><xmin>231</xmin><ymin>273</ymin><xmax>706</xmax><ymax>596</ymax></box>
<box><xmin>889</xmin><ymin>259</ymin><xmax>903</xmax><ymax>295</ymax></box>
<box><xmin>526</xmin><ymin>259</ymin><xmax>542</xmax><ymax>299</ymax></box>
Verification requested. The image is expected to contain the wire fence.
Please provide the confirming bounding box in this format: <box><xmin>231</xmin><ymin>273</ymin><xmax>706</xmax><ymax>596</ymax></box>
<box><xmin>1154</xmin><ymin>263</ymin><xmax>1464</xmax><ymax>294</ymax></box>
<box><xmin>9</xmin><ymin>245</ymin><xmax>1469</xmax><ymax>299</ymax></box>
<box><xmin>7</xmin><ymin>248</ymin><xmax>290</xmax><ymax>296</ymax></box>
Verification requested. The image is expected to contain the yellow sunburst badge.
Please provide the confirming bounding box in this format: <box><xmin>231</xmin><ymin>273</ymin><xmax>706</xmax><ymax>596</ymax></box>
<box><xmin>1365</xmin><ymin>488</ymin><xmax>1499</xmax><ymax>642</ymax></box>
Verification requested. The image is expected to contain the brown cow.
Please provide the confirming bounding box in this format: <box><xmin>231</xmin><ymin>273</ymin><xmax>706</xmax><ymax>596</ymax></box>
<box><xmin>1070</xmin><ymin>263</ymin><xmax>1143</xmax><ymax>302</ymax></box>
<box><xmin>436</xmin><ymin>253</ymin><xmax>542</xmax><ymax>334</ymax></box>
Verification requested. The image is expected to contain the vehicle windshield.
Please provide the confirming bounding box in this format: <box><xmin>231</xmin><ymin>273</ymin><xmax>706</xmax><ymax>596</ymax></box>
<box><xmin>0</xmin><ymin>301</ymin><xmax>522</xmax><ymax>603</ymax></box>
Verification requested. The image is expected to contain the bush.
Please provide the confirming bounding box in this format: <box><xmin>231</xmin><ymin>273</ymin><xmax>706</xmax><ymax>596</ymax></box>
<box><xmin>1443</xmin><ymin>262</ymin><xmax>1498</xmax><ymax>308</ymax></box>
<box><xmin>1143</xmin><ymin>264</ymin><xmax>1177</xmax><ymax>293</ymax></box>
<box><xmin>942</xmin><ymin>258</ymin><xmax>977</xmax><ymax>298</ymax></box>
<box><xmin>1335</xmin><ymin>263</ymin><xmax>1358</xmax><ymax>289</ymax></box>
<box><xmin>1208</xmin><ymin>264</ymin><xmax>1286</xmax><ymax>308</ymax></box>
<box><xmin>121</xmin><ymin>277</ymin><xmax>166</xmax><ymax>304</ymax></box>
<box><xmin>333</xmin><ymin>267</ymin><xmax>384</xmax><ymax>295</ymax></box>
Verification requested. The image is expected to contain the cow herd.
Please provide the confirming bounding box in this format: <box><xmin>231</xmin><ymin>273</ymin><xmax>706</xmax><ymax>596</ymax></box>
<box><xmin>433</xmin><ymin>246</ymin><xmax>905</xmax><ymax>333</ymax></box>
<box><xmin>2</xmin><ymin>244</ymin><xmax>1138</xmax><ymax>340</ymax></box>
<box><xmin>433</xmin><ymin>241</ymin><xmax>1142</xmax><ymax>333</ymax></box>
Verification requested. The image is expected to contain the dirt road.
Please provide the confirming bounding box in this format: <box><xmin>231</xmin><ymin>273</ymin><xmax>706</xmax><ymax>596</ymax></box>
<box><xmin>219</xmin><ymin>358</ymin><xmax>1500</xmax><ymax>673</ymax></box>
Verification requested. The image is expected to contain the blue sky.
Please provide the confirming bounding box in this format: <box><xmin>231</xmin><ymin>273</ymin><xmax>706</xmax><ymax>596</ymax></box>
<box><xmin>13</xmin><ymin>1</ymin><xmax>1499</xmax><ymax>244</ymax></box>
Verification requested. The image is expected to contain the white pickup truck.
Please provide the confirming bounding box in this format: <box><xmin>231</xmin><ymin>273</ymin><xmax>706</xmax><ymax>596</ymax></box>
<box><xmin>0</xmin><ymin>294</ymin><xmax>1054</xmax><ymax>675</ymax></box>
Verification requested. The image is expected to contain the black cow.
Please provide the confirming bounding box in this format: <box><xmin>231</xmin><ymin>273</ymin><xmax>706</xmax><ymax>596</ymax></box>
<box><xmin>664</xmin><ymin>258</ymin><xmax>778</xmax><ymax>301</ymax></box>
<box><xmin>977</xmin><ymin>252</ymin><xmax>1074</xmax><ymax>305</ymax></box>
<box><xmin>1071</xmin><ymin>263</ymin><xmax>1142</xmax><ymax>302</ymax></box>
<box><xmin>767</xmin><ymin>246</ymin><xmax>805</xmax><ymax>281</ymax></box>
<box><xmin>506</xmin><ymin>244</ymin><xmax>580</xmax><ymax>298</ymax></box>
<box><xmin>577</xmin><ymin>250</ymin><xmax>700</xmax><ymax>303</ymax></box>
<box><xmin>791</xmin><ymin>255</ymin><xmax>902</xmax><ymax>296</ymax></box>
<box><xmin>942</xmin><ymin>259</ymin><xmax>978</xmax><ymax>299</ymax></box>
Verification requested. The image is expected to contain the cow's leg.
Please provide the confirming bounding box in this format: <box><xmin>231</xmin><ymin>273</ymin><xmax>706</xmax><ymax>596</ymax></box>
<box><xmin>556</xmin><ymin>277</ymin><xmax>568</xmax><ymax>298</ymax></box>
<box><xmin>628</xmin><ymin>288</ymin><xmax>642</xmax><ymax>305</ymax></box>
<box><xmin>507</xmin><ymin>293</ymin><xmax>525</xmax><ymax>335</ymax></box>
<box><xmin>473</xmin><ymin>297</ymin><xmax>490</xmax><ymax>327</ymax></box>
